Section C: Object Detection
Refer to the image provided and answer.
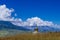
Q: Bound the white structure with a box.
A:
[33,25,38,34]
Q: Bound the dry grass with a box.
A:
[0,32,60,40]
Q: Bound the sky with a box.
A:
[0,0,60,25]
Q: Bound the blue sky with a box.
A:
[0,0,60,24]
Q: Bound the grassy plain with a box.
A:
[0,32,60,40]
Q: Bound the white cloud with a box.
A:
[0,4,13,21]
[0,4,21,21]
[14,13,17,17]
[0,4,59,27]
[26,17,54,26]
[12,17,54,27]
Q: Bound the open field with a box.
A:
[0,32,60,40]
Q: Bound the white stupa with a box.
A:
[33,25,38,34]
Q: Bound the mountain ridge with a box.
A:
[0,21,31,31]
[0,21,60,32]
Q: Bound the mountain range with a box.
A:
[0,21,60,37]
[0,21,31,31]
[0,21,60,32]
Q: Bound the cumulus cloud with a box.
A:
[0,4,21,21]
[0,4,13,21]
[0,4,59,27]
[26,17,54,26]
[14,13,17,16]
[12,17,54,27]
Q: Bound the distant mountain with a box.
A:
[0,21,31,31]
[27,25,60,32]
[0,21,60,33]
[0,21,60,37]
[0,21,33,37]
[38,26,60,32]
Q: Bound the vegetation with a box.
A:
[0,32,60,40]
